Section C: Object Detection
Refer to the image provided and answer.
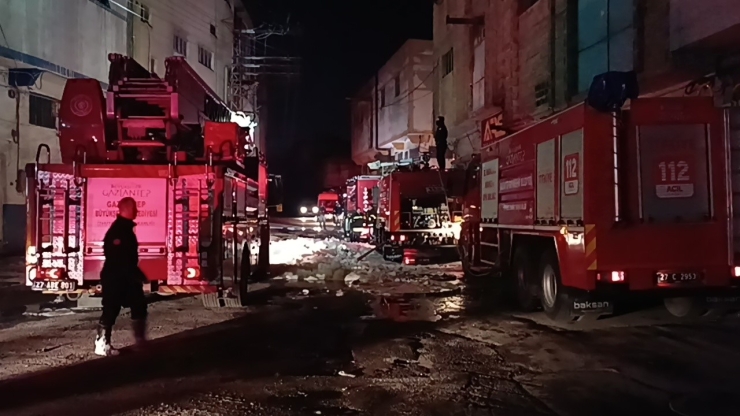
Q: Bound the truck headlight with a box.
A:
[300,206,308,214]
[312,206,319,214]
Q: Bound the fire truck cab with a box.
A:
[342,175,380,242]
[376,163,465,264]
[25,54,279,308]
[460,96,740,321]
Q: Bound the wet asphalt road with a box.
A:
[0,280,739,416]
[2,222,740,416]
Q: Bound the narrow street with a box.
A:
[0,219,738,416]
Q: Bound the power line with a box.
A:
[382,61,438,108]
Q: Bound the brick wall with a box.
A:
[437,0,740,148]
[434,0,473,129]
[518,0,552,120]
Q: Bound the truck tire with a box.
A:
[664,297,707,318]
[512,249,539,311]
[539,249,571,322]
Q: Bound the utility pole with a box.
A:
[228,7,300,154]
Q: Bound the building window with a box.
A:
[577,0,634,93]
[224,66,232,98]
[150,58,157,74]
[442,48,454,78]
[29,93,57,129]
[210,24,217,37]
[519,0,540,14]
[394,75,401,97]
[174,34,188,56]
[472,39,485,111]
[379,87,386,108]
[139,3,150,23]
[198,46,214,70]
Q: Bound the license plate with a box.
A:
[657,272,702,284]
[31,280,77,292]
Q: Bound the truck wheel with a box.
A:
[664,297,707,318]
[512,249,539,312]
[539,249,571,322]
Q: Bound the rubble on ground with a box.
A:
[270,237,462,296]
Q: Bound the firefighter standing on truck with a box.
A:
[94,197,148,356]
[434,116,449,171]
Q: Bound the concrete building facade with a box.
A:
[434,0,740,165]
[0,0,245,253]
[351,39,435,167]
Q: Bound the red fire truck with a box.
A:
[25,54,281,308]
[342,175,380,241]
[458,96,740,321]
[377,167,465,264]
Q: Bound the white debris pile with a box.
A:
[271,237,373,284]
[270,237,462,295]
[351,250,463,295]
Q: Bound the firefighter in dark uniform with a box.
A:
[434,116,449,171]
[94,197,148,356]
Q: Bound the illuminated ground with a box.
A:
[0,231,738,416]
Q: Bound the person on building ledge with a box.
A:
[434,116,449,171]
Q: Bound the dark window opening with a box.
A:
[442,48,454,77]
[394,75,401,97]
[519,0,540,14]
[29,93,57,129]
[210,24,217,37]
[140,3,150,23]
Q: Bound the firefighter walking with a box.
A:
[317,205,327,230]
[95,197,148,356]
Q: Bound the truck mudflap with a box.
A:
[383,245,457,265]
[567,287,740,318]
[157,285,219,295]
[383,246,404,262]
[704,294,740,308]
[569,296,615,317]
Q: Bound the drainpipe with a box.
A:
[374,70,383,151]
[549,0,557,110]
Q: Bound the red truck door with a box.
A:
[591,97,732,290]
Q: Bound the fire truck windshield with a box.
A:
[400,196,450,229]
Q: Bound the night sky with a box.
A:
[245,0,433,209]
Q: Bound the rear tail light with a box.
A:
[733,267,740,278]
[40,268,67,280]
[184,267,201,279]
[597,271,625,283]
[26,246,38,265]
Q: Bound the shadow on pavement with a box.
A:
[0,290,442,416]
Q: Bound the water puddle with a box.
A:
[265,390,361,415]
[367,293,465,322]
